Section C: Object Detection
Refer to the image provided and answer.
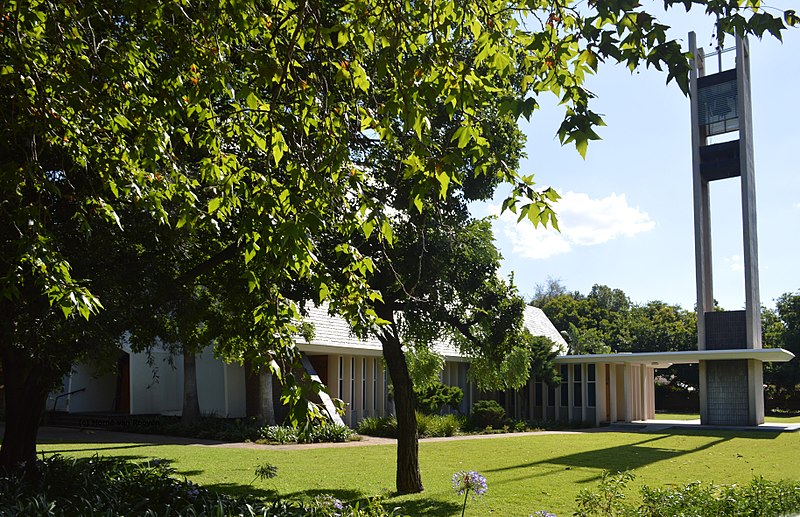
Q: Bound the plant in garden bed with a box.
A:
[575,471,800,517]
[452,470,488,517]
[467,400,507,430]
[358,413,465,438]
[257,423,356,444]
[258,425,300,444]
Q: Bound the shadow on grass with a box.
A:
[177,469,205,476]
[38,443,160,454]
[389,498,462,516]
[483,431,746,485]
[656,428,782,439]
[205,482,279,499]
[276,488,366,501]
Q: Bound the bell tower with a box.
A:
[689,31,763,425]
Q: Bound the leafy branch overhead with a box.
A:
[2,0,793,323]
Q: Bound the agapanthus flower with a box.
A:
[452,470,488,498]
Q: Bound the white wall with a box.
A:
[223,363,246,418]
[129,349,181,415]
[65,363,117,413]
[195,347,226,416]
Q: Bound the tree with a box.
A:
[531,277,570,307]
[1,0,792,476]
[361,219,559,493]
[621,301,696,354]
[540,291,619,347]
[763,292,800,404]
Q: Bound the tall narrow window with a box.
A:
[338,356,343,398]
[373,358,378,411]
[534,378,543,407]
[573,365,582,407]
[362,358,367,412]
[350,357,356,415]
[560,365,569,407]
[587,364,596,408]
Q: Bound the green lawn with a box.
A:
[38,429,800,516]
[653,412,700,420]
[653,412,800,423]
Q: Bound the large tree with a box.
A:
[1,0,793,475]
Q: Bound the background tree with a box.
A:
[763,292,800,408]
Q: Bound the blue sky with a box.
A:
[471,5,799,310]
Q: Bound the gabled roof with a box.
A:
[524,306,568,353]
[297,304,568,359]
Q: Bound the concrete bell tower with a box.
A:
[689,31,764,426]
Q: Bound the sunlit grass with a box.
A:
[653,412,800,423]
[38,429,800,516]
[653,412,700,420]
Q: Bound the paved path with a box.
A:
[18,424,608,451]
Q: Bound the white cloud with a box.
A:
[793,202,800,210]
[725,254,745,272]
[489,191,655,260]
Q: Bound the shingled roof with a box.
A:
[297,304,568,358]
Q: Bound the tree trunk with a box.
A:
[376,304,423,494]
[0,347,52,476]
[257,367,276,426]
[181,348,201,426]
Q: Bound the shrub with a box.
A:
[357,416,398,438]
[302,422,356,443]
[467,400,506,430]
[415,383,464,415]
[357,413,464,438]
[424,413,464,437]
[258,425,299,444]
[575,471,800,517]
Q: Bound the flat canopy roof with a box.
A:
[555,348,795,368]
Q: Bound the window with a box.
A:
[573,365,582,407]
[560,365,569,407]
[534,378,543,407]
[350,357,355,402]
[338,356,343,397]
[373,358,378,411]
[587,364,596,408]
[362,358,367,412]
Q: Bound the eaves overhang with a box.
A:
[554,348,795,368]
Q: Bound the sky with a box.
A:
[470,3,800,311]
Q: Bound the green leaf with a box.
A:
[362,219,375,238]
[576,138,588,159]
[436,170,450,198]
[380,218,394,245]
[413,196,423,213]
[113,114,132,130]
[208,197,222,214]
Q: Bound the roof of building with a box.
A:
[554,348,795,366]
[297,304,568,358]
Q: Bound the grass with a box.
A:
[653,412,700,420]
[653,412,800,423]
[37,429,800,516]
